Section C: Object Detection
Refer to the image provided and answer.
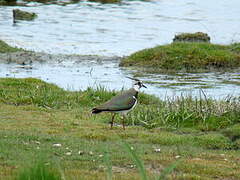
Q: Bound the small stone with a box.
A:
[130,147,134,150]
[53,143,62,147]
[65,152,72,156]
[89,151,94,156]
[154,148,161,153]
[34,141,41,145]
[224,158,228,161]
[98,165,105,170]
[78,151,84,155]
[36,146,40,150]
[66,147,69,150]
[99,154,103,158]
[23,141,29,145]
[175,155,181,159]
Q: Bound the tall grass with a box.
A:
[122,141,148,180]
[129,93,240,131]
[14,141,177,180]
[102,140,178,180]
[16,161,61,180]
[103,148,113,180]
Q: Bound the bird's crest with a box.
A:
[126,76,147,88]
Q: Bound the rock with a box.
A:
[13,9,37,22]
[154,148,161,153]
[65,152,72,156]
[52,143,62,147]
[175,155,181,159]
[78,151,84,155]
[173,32,210,43]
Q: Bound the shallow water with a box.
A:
[1,0,240,56]
[1,60,239,99]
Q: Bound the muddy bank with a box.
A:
[0,51,122,65]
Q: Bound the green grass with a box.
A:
[16,161,61,180]
[0,40,23,53]
[120,42,240,71]
[0,78,240,179]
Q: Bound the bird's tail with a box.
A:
[91,108,102,114]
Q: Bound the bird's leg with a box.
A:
[121,115,126,130]
[110,113,116,129]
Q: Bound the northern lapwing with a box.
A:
[91,77,146,130]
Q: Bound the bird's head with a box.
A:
[127,77,147,91]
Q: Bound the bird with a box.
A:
[91,77,147,130]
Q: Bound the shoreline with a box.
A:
[0,51,123,65]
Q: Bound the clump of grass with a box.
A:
[221,124,240,149]
[221,124,240,141]
[173,32,210,43]
[0,40,23,53]
[122,141,148,180]
[120,140,178,180]
[16,161,61,180]
[127,95,240,131]
[193,133,232,149]
[120,42,240,71]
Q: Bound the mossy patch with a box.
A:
[120,42,240,72]
[173,32,210,43]
[0,40,23,53]
[13,9,37,22]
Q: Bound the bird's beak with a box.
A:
[142,84,147,88]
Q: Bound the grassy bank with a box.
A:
[120,42,240,72]
[0,78,240,179]
[0,40,23,53]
